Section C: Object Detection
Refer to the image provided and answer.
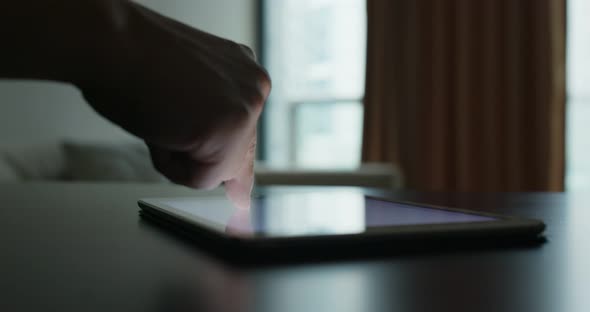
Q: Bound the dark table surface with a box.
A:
[0,182,588,312]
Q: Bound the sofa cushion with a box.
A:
[0,154,20,182]
[0,143,65,181]
[62,141,166,183]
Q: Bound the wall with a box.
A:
[0,0,258,147]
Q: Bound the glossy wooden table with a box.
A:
[0,183,587,312]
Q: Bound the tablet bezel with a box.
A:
[137,191,545,246]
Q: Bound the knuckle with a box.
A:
[239,44,257,60]
[226,43,272,108]
[256,67,272,97]
[247,67,272,108]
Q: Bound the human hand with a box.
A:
[78,1,270,209]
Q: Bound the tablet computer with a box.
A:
[138,188,545,263]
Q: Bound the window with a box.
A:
[567,0,590,190]
[261,0,367,169]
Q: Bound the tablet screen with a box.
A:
[149,190,498,238]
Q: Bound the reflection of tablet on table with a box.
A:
[138,188,545,262]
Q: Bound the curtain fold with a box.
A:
[362,0,566,192]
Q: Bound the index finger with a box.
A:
[223,134,257,210]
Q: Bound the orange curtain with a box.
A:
[362,0,566,192]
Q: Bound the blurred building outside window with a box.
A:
[262,0,366,169]
[567,0,590,191]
